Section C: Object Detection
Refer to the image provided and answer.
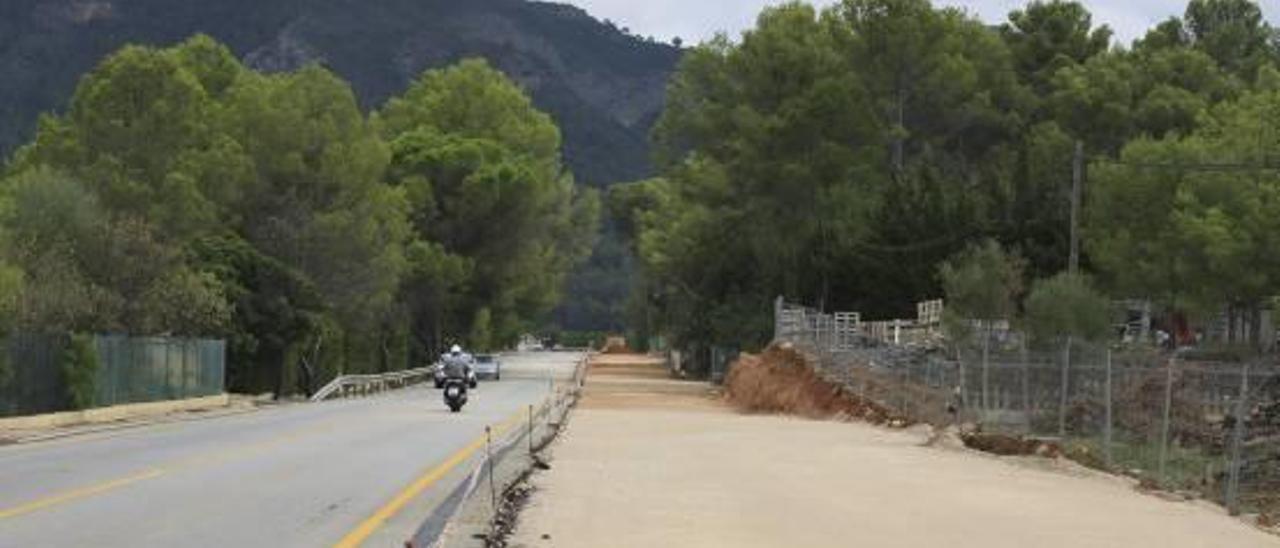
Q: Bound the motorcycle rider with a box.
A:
[442,344,472,381]
[440,344,473,412]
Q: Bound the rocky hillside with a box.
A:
[0,0,680,185]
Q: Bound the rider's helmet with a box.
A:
[450,344,462,356]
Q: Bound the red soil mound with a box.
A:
[725,342,900,425]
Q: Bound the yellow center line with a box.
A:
[0,402,531,533]
[0,418,339,521]
[0,468,166,520]
[334,410,527,548]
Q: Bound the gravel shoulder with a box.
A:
[510,354,1279,548]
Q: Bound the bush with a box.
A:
[939,240,1024,342]
[61,334,99,410]
[1024,272,1110,346]
[552,330,608,349]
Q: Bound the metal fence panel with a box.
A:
[94,335,225,407]
[0,333,225,418]
[0,333,67,417]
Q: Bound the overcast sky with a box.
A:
[564,0,1280,46]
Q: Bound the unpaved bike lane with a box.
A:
[510,354,1278,548]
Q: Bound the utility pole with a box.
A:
[1070,140,1083,275]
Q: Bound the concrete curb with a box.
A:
[0,394,231,432]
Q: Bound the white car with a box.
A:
[473,354,501,380]
[433,356,478,389]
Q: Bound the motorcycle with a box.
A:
[442,377,469,412]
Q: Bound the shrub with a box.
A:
[61,334,99,410]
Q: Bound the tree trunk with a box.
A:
[300,335,322,398]
[893,93,905,173]
[380,333,392,373]
[269,345,286,401]
[1248,302,1263,354]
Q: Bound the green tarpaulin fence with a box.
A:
[0,333,225,418]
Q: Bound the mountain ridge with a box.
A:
[0,0,681,185]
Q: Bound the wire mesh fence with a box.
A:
[774,298,1280,517]
[0,332,226,418]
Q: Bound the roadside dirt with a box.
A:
[724,342,903,425]
[508,352,1279,548]
[577,354,725,412]
[0,395,265,445]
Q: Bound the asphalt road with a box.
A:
[0,351,583,547]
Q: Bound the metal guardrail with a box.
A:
[309,367,435,402]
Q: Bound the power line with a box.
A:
[1092,158,1280,172]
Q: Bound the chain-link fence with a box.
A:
[0,333,226,418]
[774,298,1280,516]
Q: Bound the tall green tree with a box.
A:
[2,34,592,394]
[643,3,887,350]
[832,0,1031,314]
[1048,52,1138,152]
[634,0,1076,351]
[1001,1,1112,96]
[223,65,409,371]
[1050,44,1236,152]
[13,37,250,241]
[1184,0,1277,79]
[190,235,326,394]
[382,60,598,356]
[835,0,1028,173]
[1089,87,1280,344]
[4,36,413,391]
[0,168,229,335]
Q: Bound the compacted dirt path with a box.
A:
[509,353,1279,548]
